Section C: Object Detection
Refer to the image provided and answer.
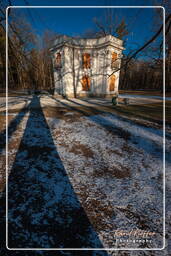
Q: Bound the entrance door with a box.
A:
[81,75,90,91]
[109,75,116,91]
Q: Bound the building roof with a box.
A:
[50,34,124,52]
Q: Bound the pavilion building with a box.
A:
[50,34,124,98]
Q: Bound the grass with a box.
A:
[119,89,171,97]
[113,102,171,125]
[0,92,29,97]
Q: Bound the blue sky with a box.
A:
[8,0,164,57]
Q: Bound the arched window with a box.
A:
[81,75,91,91]
[82,53,91,69]
[109,74,116,91]
[55,53,62,68]
[111,52,118,68]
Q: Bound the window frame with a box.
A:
[82,53,91,69]
[55,52,62,69]
[111,52,119,69]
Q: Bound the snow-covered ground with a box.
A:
[46,111,168,249]
[0,95,170,254]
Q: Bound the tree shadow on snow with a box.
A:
[1,95,107,251]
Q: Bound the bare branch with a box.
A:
[93,18,107,36]
[108,13,171,77]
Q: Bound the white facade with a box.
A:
[50,35,124,98]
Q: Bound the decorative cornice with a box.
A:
[50,35,125,52]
